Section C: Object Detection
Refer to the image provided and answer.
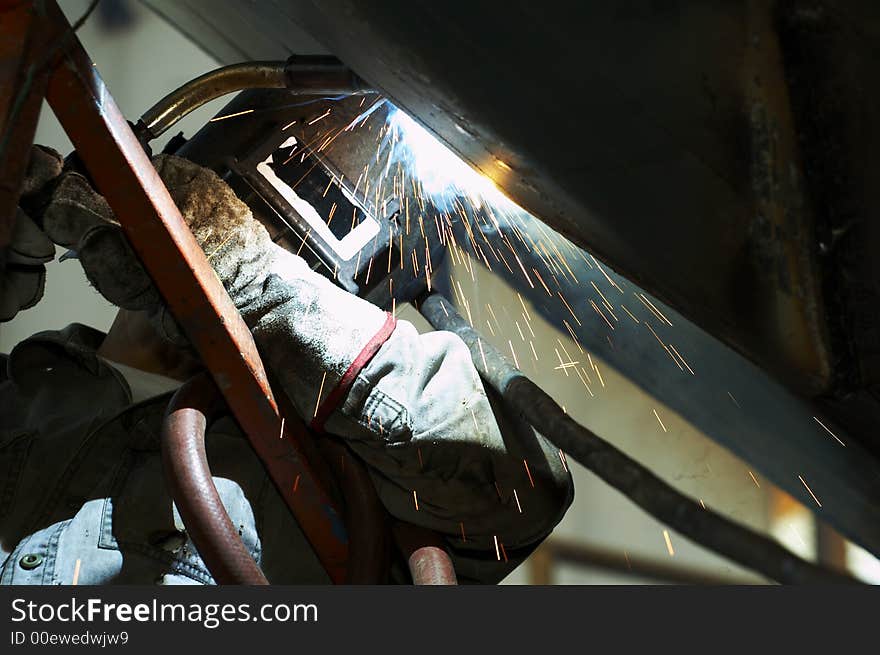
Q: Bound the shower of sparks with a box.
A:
[275,98,767,545]
[813,416,846,447]
[798,475,822,508]
[652,408,668,433]
[72,559,81,585]
[209,108,255,122]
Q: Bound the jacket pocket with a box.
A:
[339,374,413,443]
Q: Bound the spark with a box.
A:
[589,299,615,331]
[557,292,582,326]
[494,535,501,561]
[590,255,623,292]
[72,559,81,585]
[413,490,419,511]
[281,119,298,130]
[557,450,569,472]
[748,470,761,488]
[635,292,670,326]
[645,322,681,370]
[513,489,523,513]
[508,340,521,369]
[307,108,332,125]
[209,108,255,122]
[798,475,822,508]
[460,522,467,542]
[593,362,605,388]
[813,416,846,447]
[699,499,706,510]
[663,530,675,556]
[314,371,327,418]
[532,268,552,295]
[727,391,741,408]
[620,303,640,324]
[554,349,570,377]
[517,292,531,321]
[523,459,535,487]
[477,338,489,372]
[279,417,285,439]
[590,281,614,309]
[522,313,536,338]
[652,408,668,432]
[668,344,695,375]
[639,293,673,326]
[293,474,300,492]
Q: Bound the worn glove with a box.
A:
[41,153,388,411]
[40,153,573,581]
[1,146,63,322]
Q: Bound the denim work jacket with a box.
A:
[0,319,573,585]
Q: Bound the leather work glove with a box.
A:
[1,146,63,322]
[40,153,573,581]
[41,154,390,409]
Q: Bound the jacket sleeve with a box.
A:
[239,244,574,582]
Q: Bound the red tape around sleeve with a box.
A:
[310,311,397,433]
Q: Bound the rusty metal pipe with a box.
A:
[161,373,269,585]
[393,522,457,585]
[139,56,372,141]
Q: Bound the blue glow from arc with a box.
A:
[385,106,515,212]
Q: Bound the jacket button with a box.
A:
[19,553,43,570]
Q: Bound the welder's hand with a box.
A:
[1,146,63,322]
[41,154,274,342]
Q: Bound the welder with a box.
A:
[0,145,573,584]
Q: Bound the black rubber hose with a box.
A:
[418,293,857,584]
